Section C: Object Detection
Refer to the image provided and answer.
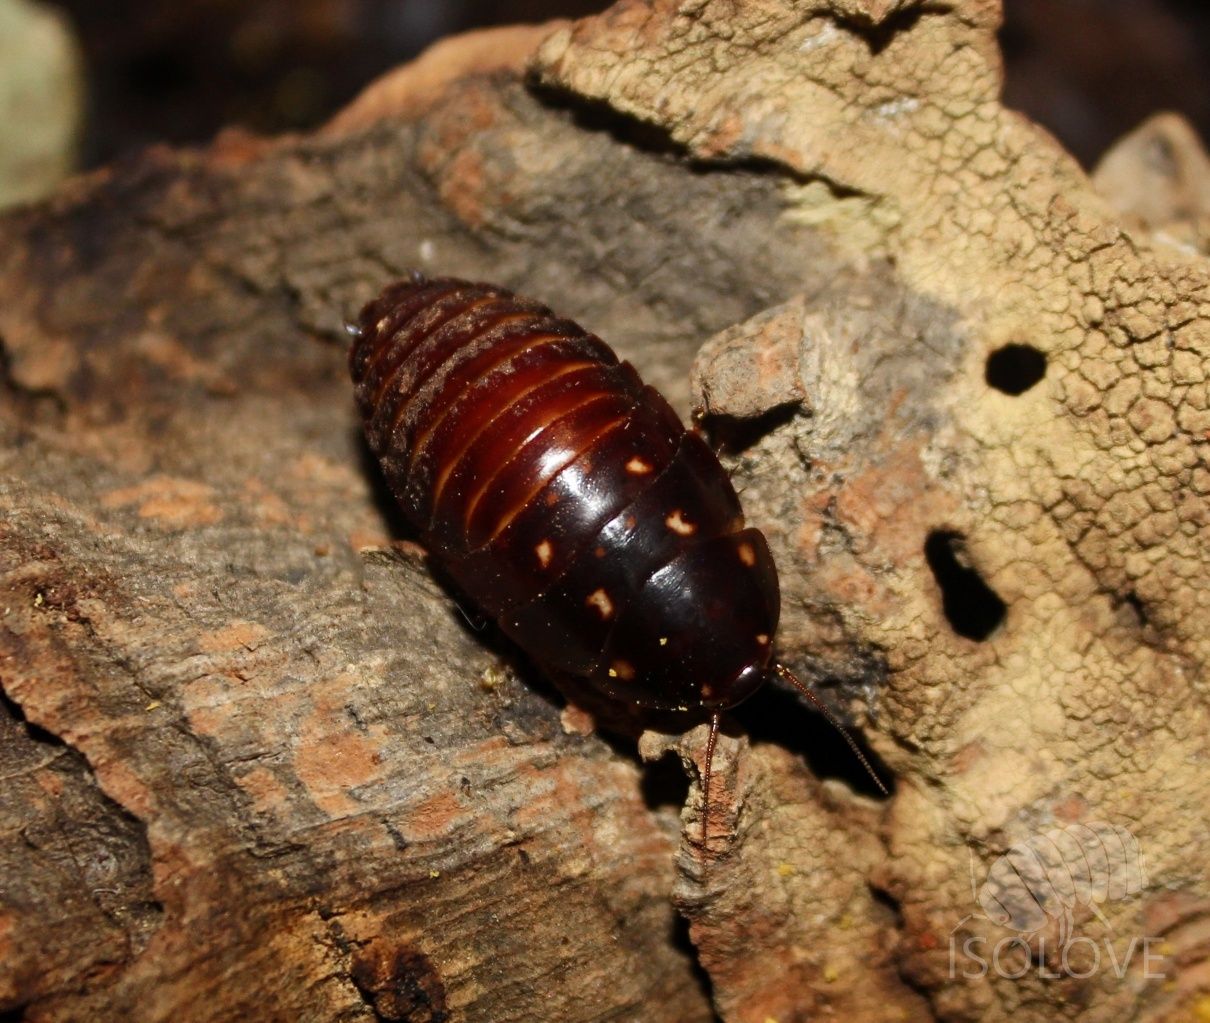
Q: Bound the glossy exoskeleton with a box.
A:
[349,274,882,838]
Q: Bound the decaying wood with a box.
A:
[2,3,1209,1022]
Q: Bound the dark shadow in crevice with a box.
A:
[0,332,13,392]
[0,1005,29,1022]
[0,685,63,748]
[985,343,1047,395]
[684,152,870,195]
[353,429,421,546]
[0,332,67,420]
[868,883,905,927]
[671,912,723,1023]
[527,79,873,196]
[867,881,939,1004]
[1116,589,1149,629]
[640,750,691,815]
[697,403,801,455]
[525,81,685,160]
[828,2,954,56]
[734,675,895,800]
[924,530,1006,641]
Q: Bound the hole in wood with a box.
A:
[985,343,1047,395]
[924,530,1007,641]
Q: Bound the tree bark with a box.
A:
[2,3,1209,1022]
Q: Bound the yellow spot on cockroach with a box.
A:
[608,660,635,681]
[756,633,769,646]
[428,869,441,879]
[586,588,614,619]
[659,636,668,646]
[145,700,161,712]
[738,542,756,566]
[33,592,44,608]
[776,862,795,878]
[665,509,695,536]
[626,456,652,475]
[535,539,553,568]
[376,316,391,333]
[823,964,839,984]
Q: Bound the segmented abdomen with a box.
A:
[350,276,779,711]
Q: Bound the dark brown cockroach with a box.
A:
[348,273,884,841]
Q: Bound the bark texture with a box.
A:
[2,3,1209,1022]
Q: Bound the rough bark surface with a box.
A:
[2,4,1209,1023]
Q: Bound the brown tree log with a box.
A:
[3,3,1209,1022]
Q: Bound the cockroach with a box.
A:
[348,272,885,841]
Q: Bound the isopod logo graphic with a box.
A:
[973,821,1148,944]
[950,821,1166,981]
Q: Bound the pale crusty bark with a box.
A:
[1093,111,1210,259]
[536,3,1210,1021]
